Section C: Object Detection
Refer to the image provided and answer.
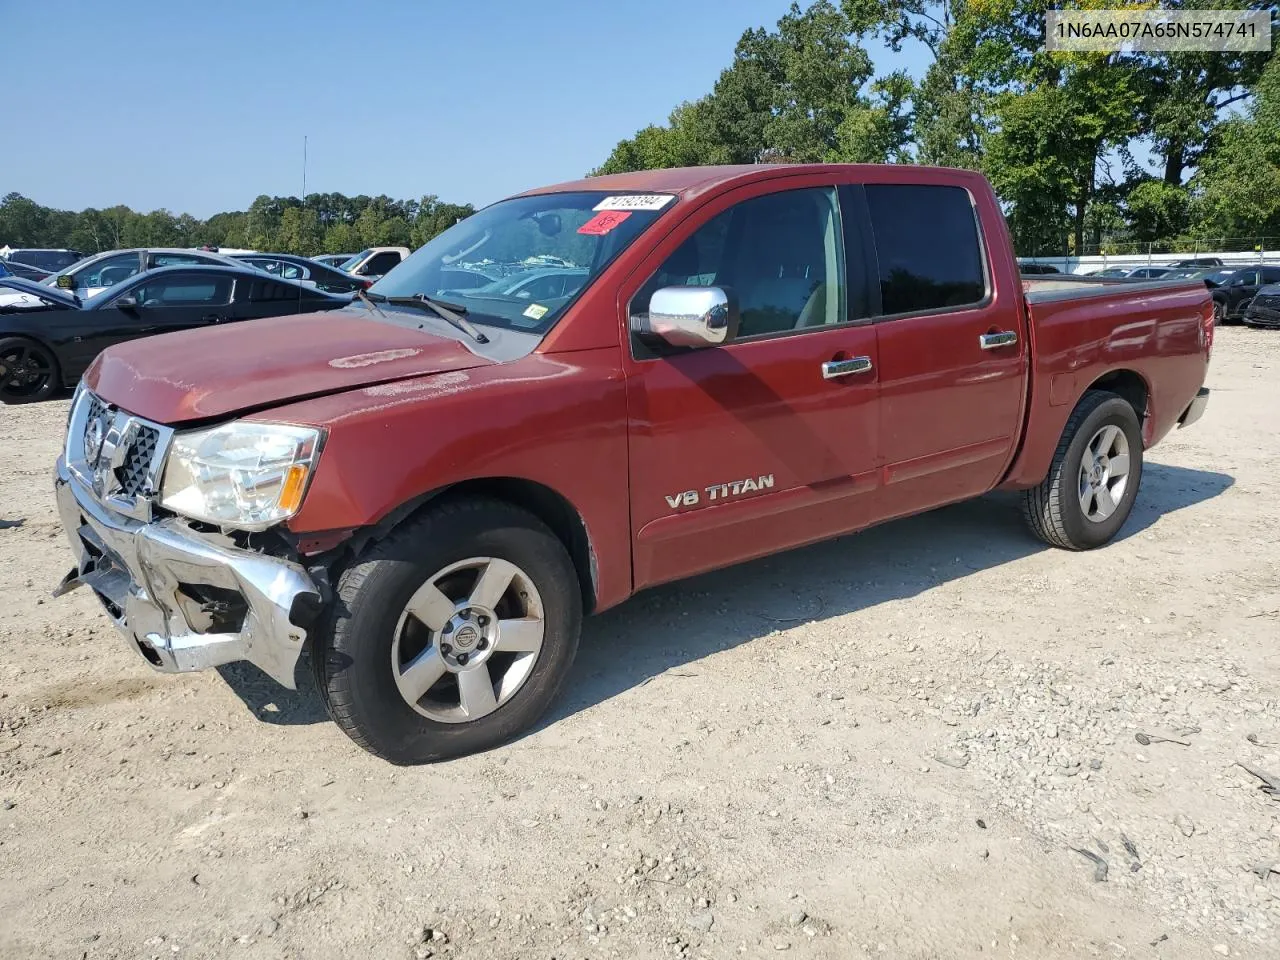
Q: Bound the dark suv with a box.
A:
[1212,265,1280,322]
[6,249,83,272]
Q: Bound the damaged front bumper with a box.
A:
[53,457,321,688]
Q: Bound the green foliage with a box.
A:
[593,1,914,174]
[594,0,1278,252]
[0,191,477,257]
[1190,54,1280,239]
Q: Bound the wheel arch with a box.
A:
[332,476,599,615]
[1085,368,1150,425]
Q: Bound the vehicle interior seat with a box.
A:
[726,192,832,337]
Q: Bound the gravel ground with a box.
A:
[1,327,1277,960]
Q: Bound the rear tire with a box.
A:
[1021,390,1144,550]
[0,337,59,404]
[312,498,582,764]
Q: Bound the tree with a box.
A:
[594,1,909,173]
[1191,54,1280,241]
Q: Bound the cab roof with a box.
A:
[518,163,982,204]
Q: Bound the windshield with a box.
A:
[369,191,674,333]
[339,249,372,272]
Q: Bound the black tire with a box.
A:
[312,498,582,764]
[1021,390,1144,550]
[0,336,60,404]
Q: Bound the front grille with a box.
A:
[70,388,170,502]
[118,425,159,496]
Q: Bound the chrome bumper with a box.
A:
[53,457,320,688]
[1178,387,1210,429]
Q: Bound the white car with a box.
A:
[0,248,245,307]
[338,247,410,280]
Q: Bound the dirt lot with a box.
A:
[1,328,1277,960]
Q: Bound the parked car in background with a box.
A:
[1125,266,1177,280]
[1210,265,1280,323]
[1170,257,1223,268]
[0,247,250,308]
[52,163,1214,762]
[1017,262,1061,274]
[1089,267,1133,278]
[339,246,410,280]
[312,253,356,269]
[1,258,52,281]
[1244,283,1280,328]
[0,265,350,403]
[233,253,372,294]
[3,248,83,272]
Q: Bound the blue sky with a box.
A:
[2,0,931,217]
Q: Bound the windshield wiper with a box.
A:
[353,287,385,316]
[370,291,490,344]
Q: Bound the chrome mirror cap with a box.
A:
[642,286,739,349]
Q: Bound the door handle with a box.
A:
[821,356,873,379]
[979,331,1018,350]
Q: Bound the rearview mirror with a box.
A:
[115,295,139,310]
[55,274,74,290]
[638,286,739,349]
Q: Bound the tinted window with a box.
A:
[132,275,232,306]
[363,251,402,276]
[1261,267,1280,283]
[12,250,81,271]
[866,184,985,315]
[631,187,847,339]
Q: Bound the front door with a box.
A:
[857,179,1028,520]
[623,181,881,589]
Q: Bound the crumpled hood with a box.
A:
[85,307,494,423]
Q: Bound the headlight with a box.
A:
[160,421,323,530]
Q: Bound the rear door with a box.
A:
[622,178,882,588]
[118,271,235,337]
[860,179,1028,519]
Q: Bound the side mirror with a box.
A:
[55,274,75,290]
[115,295,139,310]
[638,286,739,349]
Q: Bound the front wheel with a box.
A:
[312,498,582,764]
[1021,390,1144,550]
[0,337,60,404]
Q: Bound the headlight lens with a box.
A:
[160,421,322,530]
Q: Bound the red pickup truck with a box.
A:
[53,164,1213,763]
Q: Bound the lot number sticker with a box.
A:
[592,194,675,212]
[577,211,632,235]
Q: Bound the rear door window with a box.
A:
[865,184,986,315]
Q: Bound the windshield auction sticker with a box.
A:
[577,211,632,235]
[593,195,676,212]
[1046,9,1270,52]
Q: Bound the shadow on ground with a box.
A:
[217,462,1232,728]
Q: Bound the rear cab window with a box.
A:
[864,183,987,316]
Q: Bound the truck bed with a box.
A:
[1000,276,1214,489]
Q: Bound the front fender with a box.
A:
[258,350,634,611]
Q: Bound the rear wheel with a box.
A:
[1212,299,1228,324]
[0,337,59,404]
[312,498,582,764]
[1021,390,1144,550]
